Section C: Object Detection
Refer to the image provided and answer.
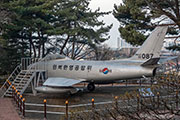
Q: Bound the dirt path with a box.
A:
[0,98,21,120]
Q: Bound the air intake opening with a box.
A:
[153,68,157,77]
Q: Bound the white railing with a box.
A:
[1,54,66,97]
[0,65,21,90]
[23,94,176,117]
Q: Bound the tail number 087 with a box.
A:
[138,53,154,59]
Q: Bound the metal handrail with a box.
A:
[25,57,48,73]
[0,65,21,90]
[2,54,65,91]
[25,103,66,108]
[25,110,65,115]
[16,57,49,94]
[1,56,49,97]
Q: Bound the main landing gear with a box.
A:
[87,82,95,92]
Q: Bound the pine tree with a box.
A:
[113,0,180,46]
[0,0,22,74]
[49,0,112,59]
[4,0,57,58]
[0,0,112,73]
[2,0,111,59]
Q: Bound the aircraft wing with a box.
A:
[43,77,83,87]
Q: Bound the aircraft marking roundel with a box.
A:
[103,68,109,74]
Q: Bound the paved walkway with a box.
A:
[0,98,21,120]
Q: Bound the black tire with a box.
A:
[87,83,95,91]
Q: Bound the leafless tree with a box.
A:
[94,44,114,60]
[70,71,180,120]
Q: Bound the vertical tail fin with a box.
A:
[131,26,168,61]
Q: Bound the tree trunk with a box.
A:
[71,35,76,59]
[37,31,42,58]
[30,42,32,57]
[29,32,36,58]
[21,32,24,57]
[60,35,70,54]
[42,40,45,57]
[21,39,25,57]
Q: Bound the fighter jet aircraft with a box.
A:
[35,26,168,94]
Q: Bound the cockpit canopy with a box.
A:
[42,54,69,61]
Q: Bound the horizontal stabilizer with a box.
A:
[43,77,82,87]
[158,56,178,64]
[141,56,178,66]
[141,58,160,66]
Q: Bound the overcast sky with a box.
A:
[89,0,123,48]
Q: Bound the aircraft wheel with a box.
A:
[87,83,95,91]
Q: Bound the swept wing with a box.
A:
[43,77,83,87]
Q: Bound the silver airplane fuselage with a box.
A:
[47,59,155,84]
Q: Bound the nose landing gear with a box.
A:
[87,82,95,92]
